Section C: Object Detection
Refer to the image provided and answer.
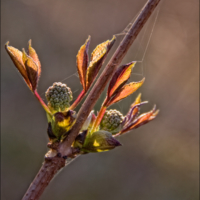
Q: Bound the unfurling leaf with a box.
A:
[108,61,136,97]
[5,42,32,89]
[76,36,90,91]
[82,130,121,153]
[107,78,145,106]
[86,36,116,90]
[121,105,159,133]
[24,57,39,92]
[28,40,41,79]
[81,110,94,131]
[125,93,142,122]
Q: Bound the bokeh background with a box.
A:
[1,0,199,200]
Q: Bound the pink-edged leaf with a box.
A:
[24,57,39,92]
[5,42,32,89]
[86,36,116,90]
[28,40,41,79]
[123,101,148,127]
[107,78,145,106]
[122,105,159,133]
[127,93,142,120]
[76,36,91,91]
[108,61,136,97]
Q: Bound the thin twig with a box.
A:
[22,0,161,199]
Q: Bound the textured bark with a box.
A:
[22,156,65,200]
[22,0,161,199]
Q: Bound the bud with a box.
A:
[51,110,76,140]
[100,109,124,134]
[45,82,73,113]
[81,130,121,153]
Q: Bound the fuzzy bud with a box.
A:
[45,82,73,113]
[100,109,124,134]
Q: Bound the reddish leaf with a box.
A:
[123,101,148,127]
[108,61,136,97]
[76,36,91,91]
[128,93,142,119]
[107,78,145,106]
[122,105,159,133]
[24,57,39,92]
[86,36,116,90]
[5,42,32,89]
[28,40,41,79]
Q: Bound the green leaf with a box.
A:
[82,130,121,153]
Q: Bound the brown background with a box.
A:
[1,0,199,200]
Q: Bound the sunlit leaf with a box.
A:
[5,42,32,89]
[108,61,136,97]
[122,105,159,133]
[107,78,145,106]
[82,130,121,153]
[86,36,116,90]
[123,101,148,127]
[28,40,41,79]
[76,36,90,91]
[24,57,39,92]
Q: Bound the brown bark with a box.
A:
[22,0,161,199]
[22,156,65,200]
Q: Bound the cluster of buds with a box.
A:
[5,36,159,156]
[100,110,124,134]
[45,82,73,113]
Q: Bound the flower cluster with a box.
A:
[100,110,124,134]
[45,82,73,113]
[5,36,159,155]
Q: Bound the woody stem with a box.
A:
[22,1,161,199]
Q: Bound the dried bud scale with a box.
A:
[45,82,73,113]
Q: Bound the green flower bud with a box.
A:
[100,109,124,134]
[80,130,122,153]
[45,82,73,113]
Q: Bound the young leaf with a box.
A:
[82,130,121,153]
[28,40,41,79]
[125,93,142,123]
[76,36,91,91]
[121,105,159,133]
[107,61,136,97]
[107,78,145,106]
[86,36,116,90]
[5,42,32,89]
[24,57,39,92]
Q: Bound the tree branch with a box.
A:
[59,0,161,156]
[22,0,161,199]
[22,156,65,200]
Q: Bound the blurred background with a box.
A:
[1,0,199,200]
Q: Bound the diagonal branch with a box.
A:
[22,0,161,199]
[59,0,161,156]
